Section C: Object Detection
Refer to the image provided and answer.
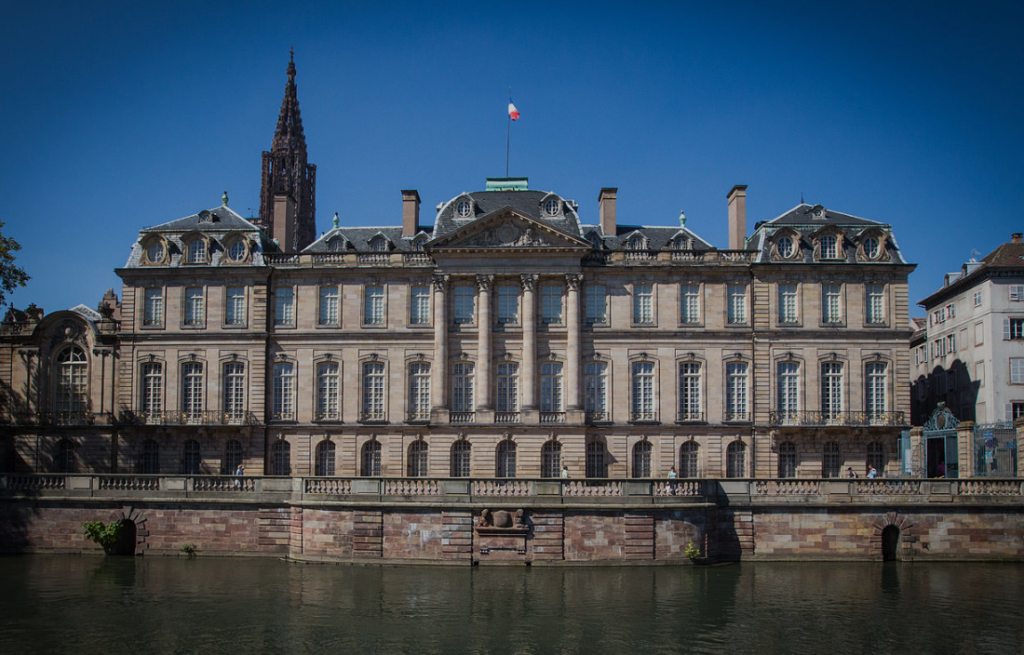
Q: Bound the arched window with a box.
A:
[54,346,88,414]
[182,439,201,474]
[140,439,160,474]
[369,236,389,252]
[450,440,471,477]
[679,441,699,478]
[224,440,243,475]
[408,440,428,477]
[496,440,516,478]
[55,439,76,473]
[726,441,746,478]
[778,441,797,478]
[867,441,886,474]
[632,440,652,478]
[316,440,336,477]
[586,441,607,478]
[271,440,291,476]
[822,441,842,478]
[361,440,381,476]
[541,440,561,478]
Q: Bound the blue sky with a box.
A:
[2,0,1021,315]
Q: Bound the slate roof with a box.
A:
[305,226,433,253]
[432,190,582,240]
[582,224,714,251]
[123,205,269,268]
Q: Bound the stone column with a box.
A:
[956,421,975,479]
[431,275,449,419]
[476,275,493,411]
[566,274,582,412]
[521,274,538,410]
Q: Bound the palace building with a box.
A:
[0,58,915,479]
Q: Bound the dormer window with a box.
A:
[227,239,248,263]
[777,236,795,258]
[198,210,214,224]
[145,240,166,265]
[820,235,839,259]
[186,239,207,264]
[811,205,826,220]
[412,235,427,251]
[455,200,473,218]
[672,236,692,250]
[862,237,879,259]
[543,199,560,217]
[627,236,646,250]
[369,236,389,252]
[328,237,346,253]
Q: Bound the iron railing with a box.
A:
[768,411,907,427]
[120,410,259,426]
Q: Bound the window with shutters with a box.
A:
[1010,285,1024,302]
[1010,358,1024,384]
[1008,318,1024,340]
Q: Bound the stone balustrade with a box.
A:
[4,474,1019,504]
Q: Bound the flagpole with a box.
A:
[505,88,511,177]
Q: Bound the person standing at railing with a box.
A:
[867,466,877,479]
[561,465,569,479]
[234,464,244,489]
[668,466,677,495]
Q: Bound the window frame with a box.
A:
[315,360,341,422]
[184,287,205,328]
[496,284,520,325]
[274,286,295,328]
[409,285,431,326]
[318,285,340,327]
[585,283,608,326]
[363,284,386,327]
[632,283,655,326]
[143,287,165,328]
[821,283,843,325]
[540,285,564,325]
[271,361,295,421]
[865,283,886,325]
[777,283,799,325]
[224,286,246,327]
[360,360,387,422]
[679,283,702,326]
[727,285,747,325]
[725,361,749,422]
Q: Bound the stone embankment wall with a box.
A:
[1,476,1022,563]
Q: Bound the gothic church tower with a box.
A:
[258,51,317,252]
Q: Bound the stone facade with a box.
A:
[0,58,915,481]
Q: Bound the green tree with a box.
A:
[0,219,29,309]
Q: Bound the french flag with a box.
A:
[508,98,520,121]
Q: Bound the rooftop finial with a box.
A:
[678,210,686,228]
[333,212,339,228]
[222,191,229,206]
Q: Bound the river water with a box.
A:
[0,555,1021,654]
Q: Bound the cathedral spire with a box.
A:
[258,52,317,252]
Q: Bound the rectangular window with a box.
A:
[497,285,519,324]
[274,287,294,327]
[945,302,956,319]
[865,362,887,417]
[362,362,385,421]
[776,362,799,416]
[916,345,926,365]
[364,285,385,326]
[946,333,956,353]
[821,362,843,417]
[272,362,294,420]
[633,284,654,324]
[975,321,985,345]
[144,288,164,327]
[726,362,748,421]
[1011,358,1024,384]
[822,283,842,323]
[678,362,701,421]
[316,362,340,421]
[141,362,163,414]
[1010,318,1024,339]
[451,362,474,412]
[866,284,885,324]
[408,362,431,421]
[1011,402,1024,421]
[727,285,747,324]
[453,286,475,325]
[223,362,246,419]
[410,286,430,325]
[820,236,838,259]
[680,284,701,324]
[184,288,204,326]
[631,361,655,421]
[1011,285,1024,302]
[584,362,608,421]
[496,362,520,413]
[541,286,563,324]
[540,362,563,413]
[181,362,204,419]
[225,287,245,326]
[585,284,607,324]
[778,284,798,324]
[974,290,983,307]
[318,286,339,326]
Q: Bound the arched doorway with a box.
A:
[881,525,900,561]
[108,519,137,556]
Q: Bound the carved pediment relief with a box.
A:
[429,210,589,251]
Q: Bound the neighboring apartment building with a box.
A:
[911,233,1024,426]
[0,58,915,479]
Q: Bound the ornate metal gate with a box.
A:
[973,422,1017,477]
[922,404,960,478]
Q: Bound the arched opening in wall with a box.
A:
[361,440,381,477]
[881,525,900,561]
[109,519,138,556]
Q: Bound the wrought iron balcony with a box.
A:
[585,411,610,423]
[359,410,387,423]
[724,412,751,423]
[629,411,657,423]
[405,410,430,423]
[676,411,705,423]
[768,410,907,427]
[36,411,113,427]
[313,410,341,422]
[121,410,260,426]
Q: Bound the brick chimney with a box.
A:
[272,195,297,252]
[402,190,421,237]
[1012,233,1023,244]
[727,185,748,250]
[598,188,617,237]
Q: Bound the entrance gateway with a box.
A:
[922,403,960,478]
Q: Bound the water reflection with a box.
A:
[0,556,1021,654]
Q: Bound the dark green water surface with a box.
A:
[0,555,1021,654]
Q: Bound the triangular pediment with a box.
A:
[426,207,590,251]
